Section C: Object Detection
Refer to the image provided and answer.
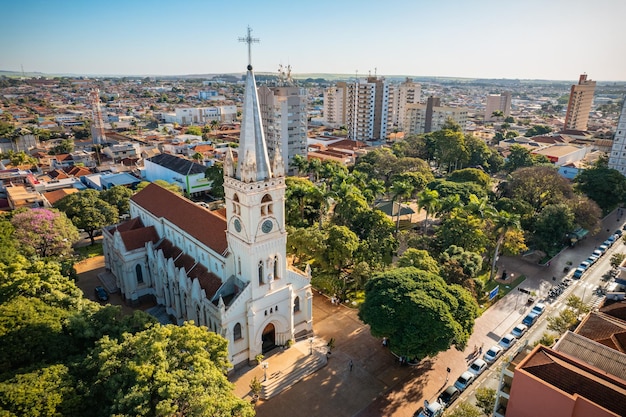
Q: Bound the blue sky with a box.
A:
[2,0,625,80]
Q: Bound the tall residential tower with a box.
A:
[563,74,596,132]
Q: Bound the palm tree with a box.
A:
[391,180,414,234]
[290,154,309,176]
[210,119,219,134]
[192,152,204,164]
[417,189,439,235]
[489,210,521,281]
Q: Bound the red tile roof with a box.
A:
[131,183,228,255]
[44,188,79,205]
[120,226,159,251]
[155,239,223,299]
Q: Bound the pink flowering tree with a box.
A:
[10,208,79,258]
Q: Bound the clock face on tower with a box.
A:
[261,219,273,233]
[234,218,242,232]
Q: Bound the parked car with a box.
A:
[616,229,624,236]
[599,244,609,253]
[593,249,603,258]
[511,323,528,338]
[468,358,488,376]
[454,371,475,392]
[415,400,444,417]
[531,303,546,316]
[483,345,504,364]
[94,286,109,301]
[437,385,460,408]
[573,267,585,279]
[522,312,539,327]
[498,333,517,350]
[580,260,591,270]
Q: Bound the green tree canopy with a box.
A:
[359,267,478,359]
[447,167,491,190]
[136,179,183,195]
[100,185,134,216]
[184,125,202,136]
[397,248,440,274]
[574,165,626,214]
[84,322,254,417]
[54,189,119,245]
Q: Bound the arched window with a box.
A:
[293,296,300,313]
[258,261,264,285]
[238,257,241,275]
[274,255,279,279]
[261,194,273,215]
[136,264,144,284]
[233,323,242,340]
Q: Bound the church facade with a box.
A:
[102,49,313,367]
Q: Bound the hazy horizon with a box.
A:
[3,0,625,82]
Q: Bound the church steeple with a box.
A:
[236,26,272,182]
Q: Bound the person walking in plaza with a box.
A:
[349,360,353,371]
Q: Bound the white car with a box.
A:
[454,371,475,392]
[511,323,528,338]
[531,303,546,316]
[498,333,517,350]
[468,358,488,377]
[484,345,504,364]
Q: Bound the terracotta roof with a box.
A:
[600,300,626,322]
[120,226,159,251]
[65,166,91,177]
[49,169,69,179]
[114,217,144,233]
[155,239,222,299]
[44,188,79,205]
[132,183,228,255]
[520,346,626,416]
[575,311,626,353]
[329,139,367,150]
[193,144,215,153]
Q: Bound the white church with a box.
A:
[102,37,313,367]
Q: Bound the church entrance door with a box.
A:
[261,323,276,353]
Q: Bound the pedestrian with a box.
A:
[479,343,484,354]
[349,359,353,371]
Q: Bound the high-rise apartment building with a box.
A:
[345,76,391,141]
[258,84,308,176]
[404,97,469,135]
[607,97,626,175]
[563,74,596,131]
[484,92,512,122]
[391,77,421,131]
[323,82,348,128]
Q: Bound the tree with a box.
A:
[100,186,134,216]
[285,177,319,227]
[54,189,119,245]
[447,168,491,190]
[565,295,590,316]
[359,268,478,359]
[611,253,626,269]
[534,332,556,347]
[524,124,553,137]
[446,401,482,417]
[10,208,79,258]
[575,165,626,214]
[503,166,574,213]
[84,322,254,417]
[436,209,488,254]
[532,203,575,252]
[417,188,439,236]
[290,154,309,176]
[489,210,523,281]
[136,179,183,195]
[204,162,224,199]
[475,387,496,416]
[504,145,536,172]
[397,248,440,274]
[50,139,75,155]
[440,245,482,280]
[390,180,414,233]
[547,308,578,334]
[185,125,202,136]
[429,127,469,172]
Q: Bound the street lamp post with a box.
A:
[261,361,269,382]
[308,337,314,355]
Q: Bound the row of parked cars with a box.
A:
[573,231,622,279]
[417,303,547,417]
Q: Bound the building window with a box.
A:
[238,257,241,275]
[274,255,279,279]
[258,261,264,285]
[233,323,242,340]
[136,264,144,284]
[293,296,300,313]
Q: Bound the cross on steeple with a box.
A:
[238,26,259,70]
